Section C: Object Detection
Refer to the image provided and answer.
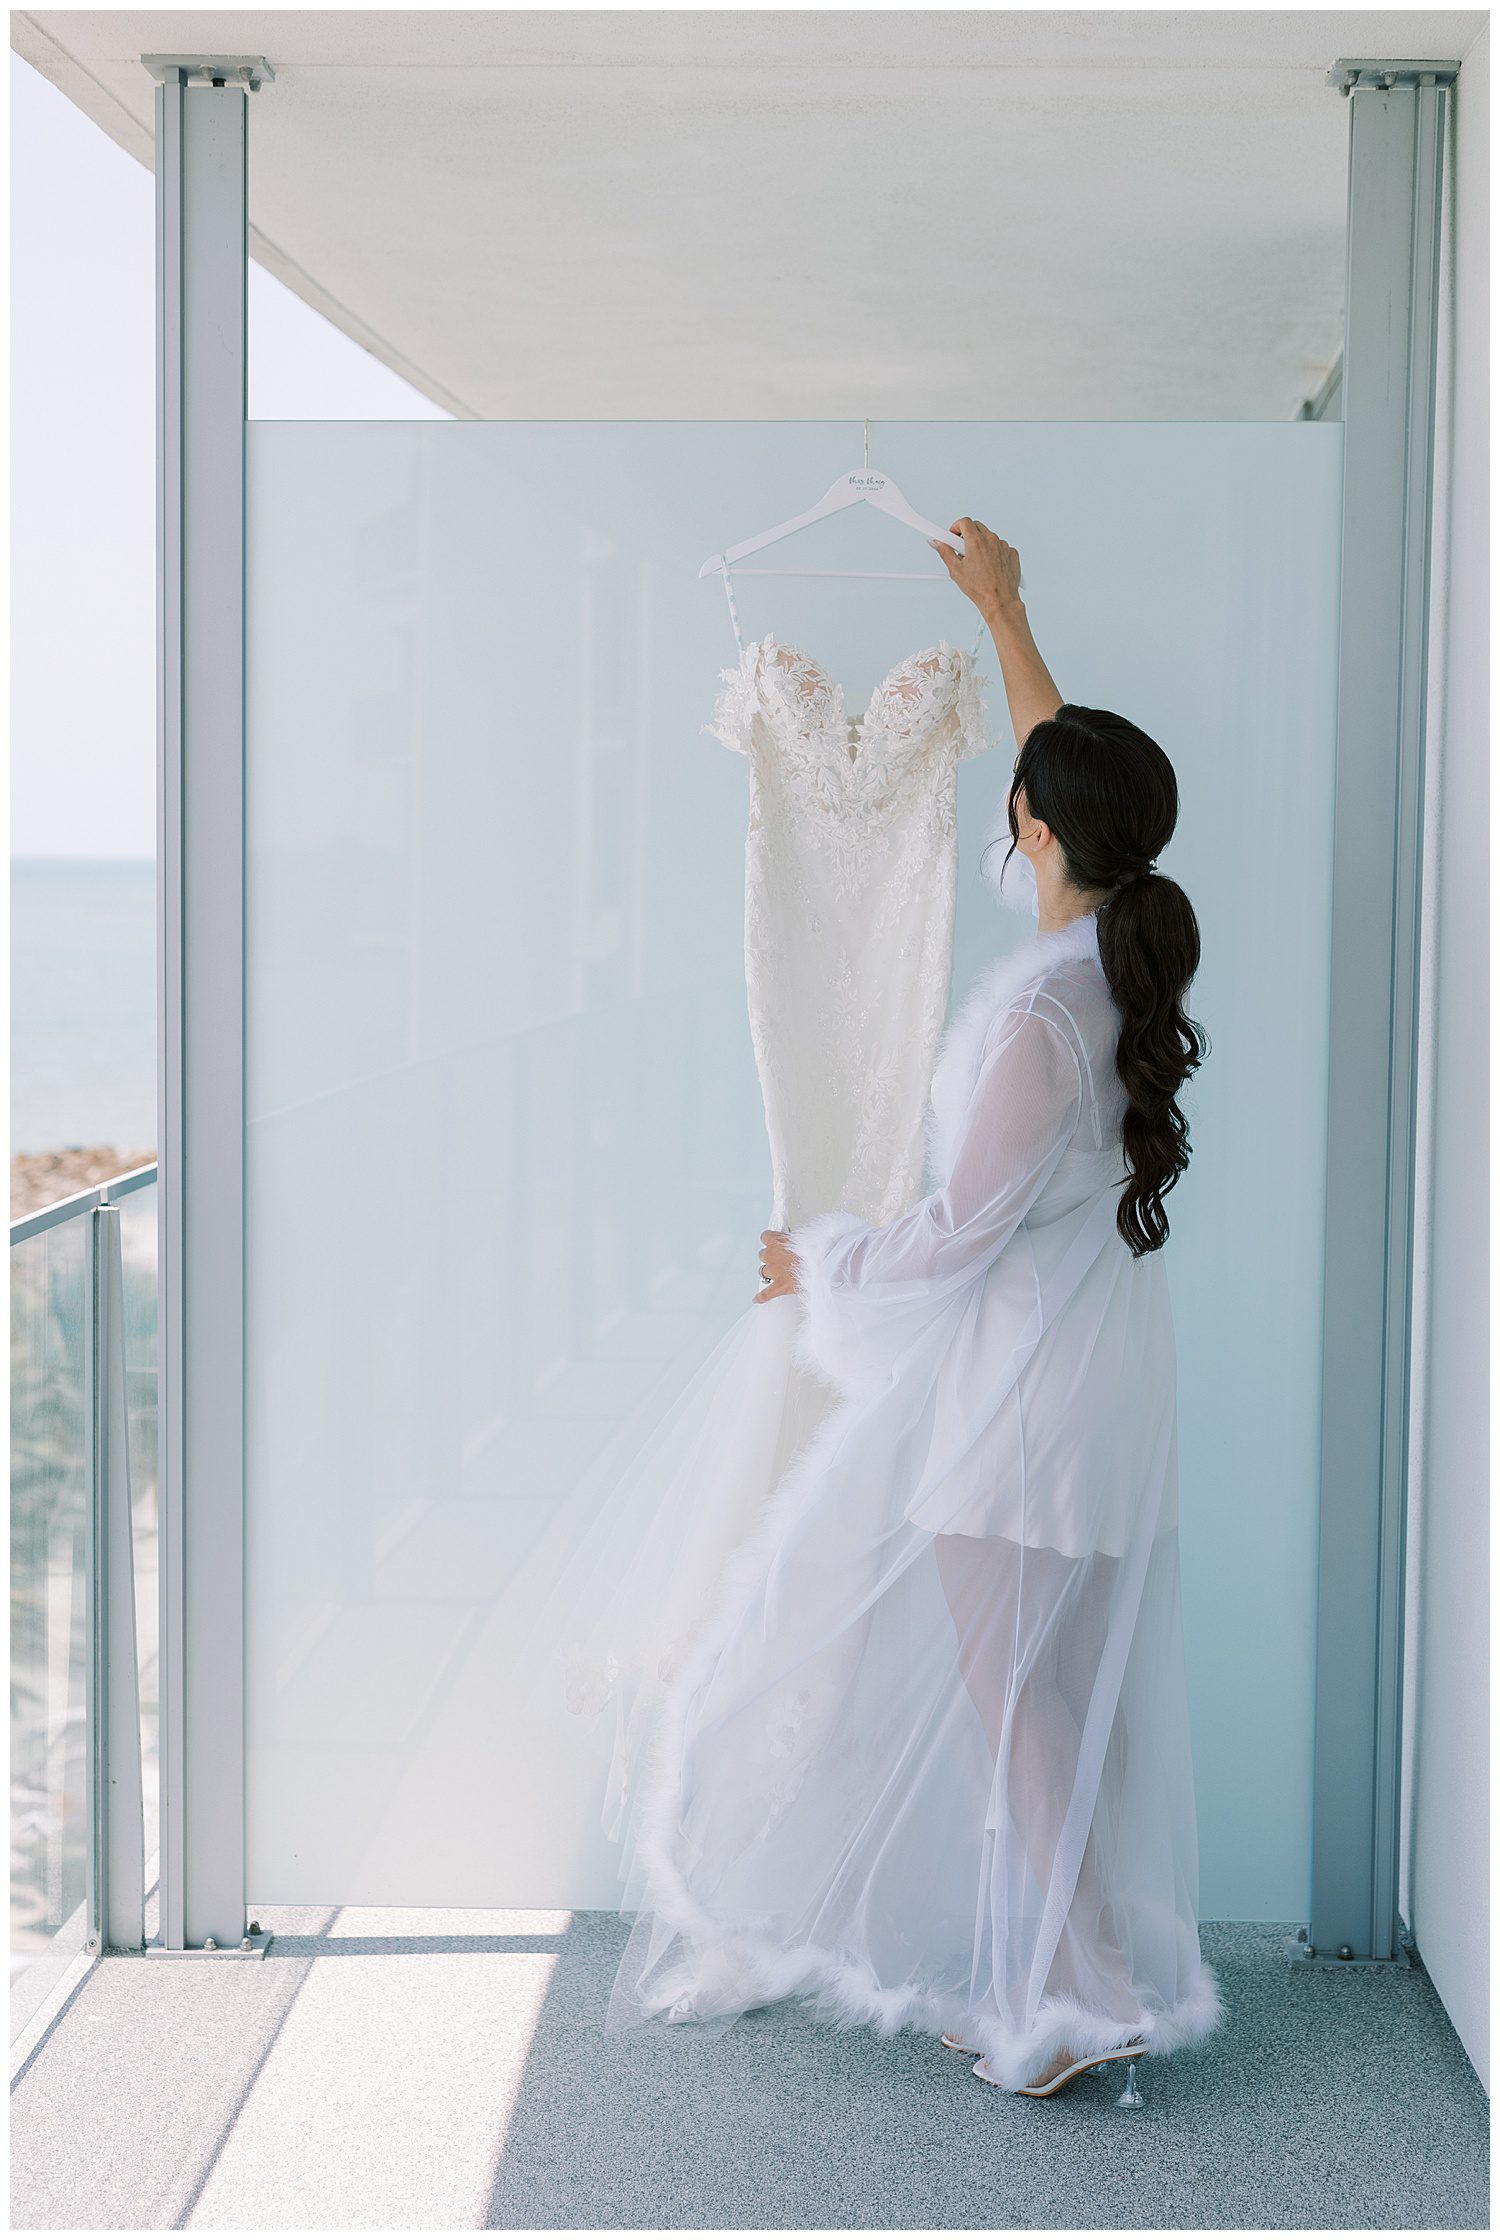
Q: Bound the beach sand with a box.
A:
[11,1144,157,1221]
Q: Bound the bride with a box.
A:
[606,520,1228,2099]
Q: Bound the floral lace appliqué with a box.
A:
[707,635,991,807]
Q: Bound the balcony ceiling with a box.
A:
[12,8,1486,418]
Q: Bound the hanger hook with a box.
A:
[863,417,869,470]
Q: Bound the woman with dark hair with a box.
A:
[608,521,1226,2099]
[951,523,1208,1260]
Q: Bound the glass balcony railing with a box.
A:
[10,1162,156,2042]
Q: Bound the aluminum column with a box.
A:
[1302,58,1458,1970]
[147,54,269,1953]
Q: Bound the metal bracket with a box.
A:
[142,1927,272,1959]
[1327,58,1460,96]
[1284,1925,1417,1970]
[141,54,274,92]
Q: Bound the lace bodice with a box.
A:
[709,636,987,808]
[708,634,991,1230]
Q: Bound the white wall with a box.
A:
[1402,22,1489,2092]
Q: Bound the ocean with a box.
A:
[11,859,158,1157]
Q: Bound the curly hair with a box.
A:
[989,704,1208,1255]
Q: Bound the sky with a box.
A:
[10,53,451,862]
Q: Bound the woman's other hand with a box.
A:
[757,1230,799,1301]
[931,518,1023,621]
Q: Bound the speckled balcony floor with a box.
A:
[9,1913,1489,2232]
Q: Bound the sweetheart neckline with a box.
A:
[742,632,969,733]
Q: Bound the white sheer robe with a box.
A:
[607,910,1225,2088]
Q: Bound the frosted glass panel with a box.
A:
[246,421,1341,1914]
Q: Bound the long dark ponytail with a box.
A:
[994,704,1208,1256]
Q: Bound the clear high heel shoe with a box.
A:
[973,2040,1149,2097]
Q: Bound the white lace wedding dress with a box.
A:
[713,635,993,1233]
[533,633,993,1854]
[607,907,1227,2090]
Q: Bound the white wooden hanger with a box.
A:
[697,422,964,585]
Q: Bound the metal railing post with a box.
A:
[84,1202,146,1954]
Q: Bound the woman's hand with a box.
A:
[931,518,1023,621]
[757,1229,799,1302]
[934,517,1063,746]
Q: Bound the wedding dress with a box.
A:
[532,633,993,1854]
[607,904,1227,2089]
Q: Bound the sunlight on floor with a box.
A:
[186,1908,570,2231]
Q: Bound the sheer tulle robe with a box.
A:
[608,919,1225,2088]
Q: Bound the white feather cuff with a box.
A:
[788,1208,872,1398]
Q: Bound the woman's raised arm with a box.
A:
[932,518,1064,751]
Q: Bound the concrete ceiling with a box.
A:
[13,9,1487,418]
